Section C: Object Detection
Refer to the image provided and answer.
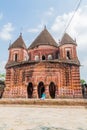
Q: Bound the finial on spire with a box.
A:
[20,32,22,37]
[44,25,46,30]
[20,27,23,36]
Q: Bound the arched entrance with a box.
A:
[82,84,87,98]
[42,55,45,60]
[38,82,45,98]
[27,82,33,98]
[49,82,56,99]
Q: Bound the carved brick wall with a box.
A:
[3,62,82,98]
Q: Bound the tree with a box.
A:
[80,79,86,85]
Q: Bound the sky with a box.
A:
[0,0,87,81]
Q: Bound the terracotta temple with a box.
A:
[3,27,82,98]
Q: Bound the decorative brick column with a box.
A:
[45,85,50,98]
[33,86,37,98]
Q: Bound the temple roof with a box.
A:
[9,33,27,50]
[5,59,80,69]
[28,27,58,49]
[60,33,77,46]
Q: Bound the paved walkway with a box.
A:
[0,105,87,130]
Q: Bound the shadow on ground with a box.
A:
[30,127,69,130]
[29,126,87,130]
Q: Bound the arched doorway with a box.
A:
[27,82,33,98]
[82,84,87,98]
[49,82,56,99]
[38,82,45,98]
[42,55,45,60]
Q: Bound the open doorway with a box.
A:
[42,55,46,60]
[49,82,56,99]
[66,51,71,59]
[38,81,45,98]
[27,82,33,98]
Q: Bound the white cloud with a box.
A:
[0,23,14,41]
[27,7,55,34]
[0,13,3,20]
[27,24,46,34]
[0,61,6,74]
[80,58,87,81]
[40,7,55,27]
[51,5,87,51]
[81,59,87,67]
[51,5,87,80]
[27,28,39,33]
[44,7,54,17]
[51,13,69,32]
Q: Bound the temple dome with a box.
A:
[28,28,58,49]
[9,33,27,50]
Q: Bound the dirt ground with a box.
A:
[0,105,87,130]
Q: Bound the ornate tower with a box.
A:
[59,33,78,60]
[8,33,28,63]
[4,33,28,98]
[59,33,82,97]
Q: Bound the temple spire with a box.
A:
[20,27,23,37]
[20,32,22,37]
[44,25,46,30]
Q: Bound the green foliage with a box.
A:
[0,73,5,81]
[80,79,86,85]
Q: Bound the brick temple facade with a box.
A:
[3,27,82,98]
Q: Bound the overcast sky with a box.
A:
[0,0,87,81]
